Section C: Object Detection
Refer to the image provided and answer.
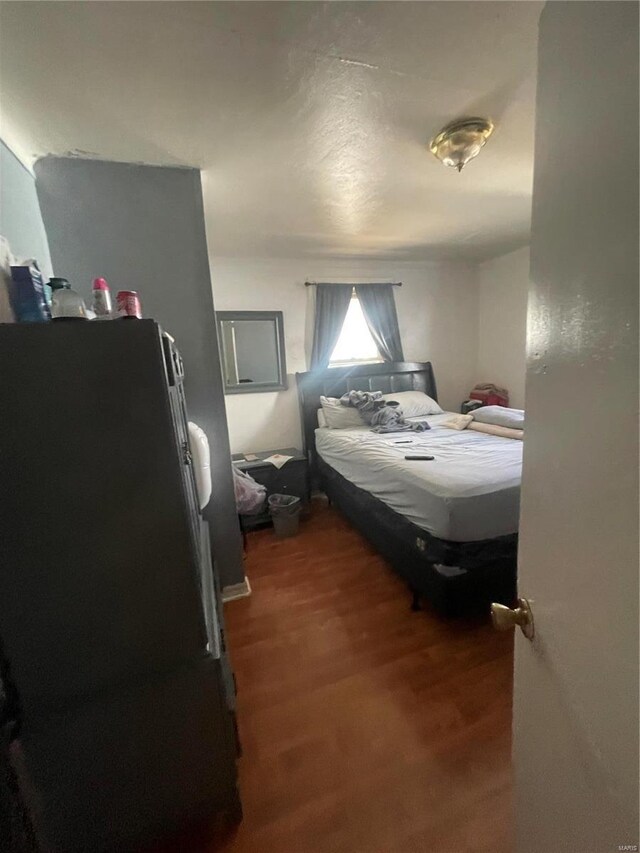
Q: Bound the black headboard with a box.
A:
[295,361,438,475]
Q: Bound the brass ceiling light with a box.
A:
[429,117,494,172]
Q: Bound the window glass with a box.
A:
[329,293,381,365]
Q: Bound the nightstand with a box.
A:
[461,400,485,415]
[232,447,310,531]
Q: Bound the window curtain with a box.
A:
[355,284,404,362]
[310,284,353,369]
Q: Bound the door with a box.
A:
[514,3,639,852]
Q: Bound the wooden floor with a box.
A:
[196,500,513,852]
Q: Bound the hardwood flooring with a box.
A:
[186,499,513,853]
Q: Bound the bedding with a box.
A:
[340,389,430,434]
[468,422,523,441]
[381,390,443,417]
[315,412,522,541]
[319,395,363,429]
[473,405,524,430]
[443,413,474,430]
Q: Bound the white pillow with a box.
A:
[317,408,327,428]
[381,390,443,418]
[319,396,364,429]
[472,405,524,430]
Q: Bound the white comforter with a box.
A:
[315,412,522,542]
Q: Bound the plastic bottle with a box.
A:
[50,278,88,320]
[92,277,112,318]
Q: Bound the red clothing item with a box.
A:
[469,384,509,407]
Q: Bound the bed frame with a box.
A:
[295,362,517,617]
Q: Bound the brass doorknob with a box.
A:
[491,598,534,640]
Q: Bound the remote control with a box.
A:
[405,454,435,461]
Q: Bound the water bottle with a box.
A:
[50,278,88,320]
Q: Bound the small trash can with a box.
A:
[268,494,301,538]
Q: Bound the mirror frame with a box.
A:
[216,310,288,394]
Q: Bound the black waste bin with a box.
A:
[268,494,301,538]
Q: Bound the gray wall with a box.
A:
[35,156,244,587]
[0,140,53,277]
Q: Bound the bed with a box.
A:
[296,362,519,616]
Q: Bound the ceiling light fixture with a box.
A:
[429,117,494,172]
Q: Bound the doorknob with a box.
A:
[490,598,535,640]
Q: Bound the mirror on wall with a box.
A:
[217,311,287,394]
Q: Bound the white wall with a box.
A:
[0,140,53,279]
[477,246,530,408]
[210,257,478,454]
[515,2,638,850]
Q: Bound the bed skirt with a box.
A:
[318,456,517,617]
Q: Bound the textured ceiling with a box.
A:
[0,1,542,261]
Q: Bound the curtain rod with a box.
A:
[304,281,402,287]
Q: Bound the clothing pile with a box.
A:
[340,389,431,434]
[468,383,509,407]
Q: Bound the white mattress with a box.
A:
[315,413,522,542]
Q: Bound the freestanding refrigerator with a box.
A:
[0,320,241,852]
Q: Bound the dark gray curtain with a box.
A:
[355,284,404,362]
[310,284,352,369]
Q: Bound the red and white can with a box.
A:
[116,290,142,318]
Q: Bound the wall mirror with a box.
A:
[217,311,287,394]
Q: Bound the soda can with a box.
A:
[116,290,142,318]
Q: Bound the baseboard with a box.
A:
[222,576,252,602]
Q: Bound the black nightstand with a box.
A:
[461,400,484,415]
[232,447,310,531]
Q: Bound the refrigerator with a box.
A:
[0,320,241,852]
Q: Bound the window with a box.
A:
[329,290,381,366]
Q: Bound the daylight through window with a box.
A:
[329,291,381,365]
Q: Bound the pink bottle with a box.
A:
[92,277,112,318]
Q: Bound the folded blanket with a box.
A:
[442,412,523,440]
[340,389,430,434]
[442,414,473,430]
[468,422,523,441]
[472,405,524,430]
